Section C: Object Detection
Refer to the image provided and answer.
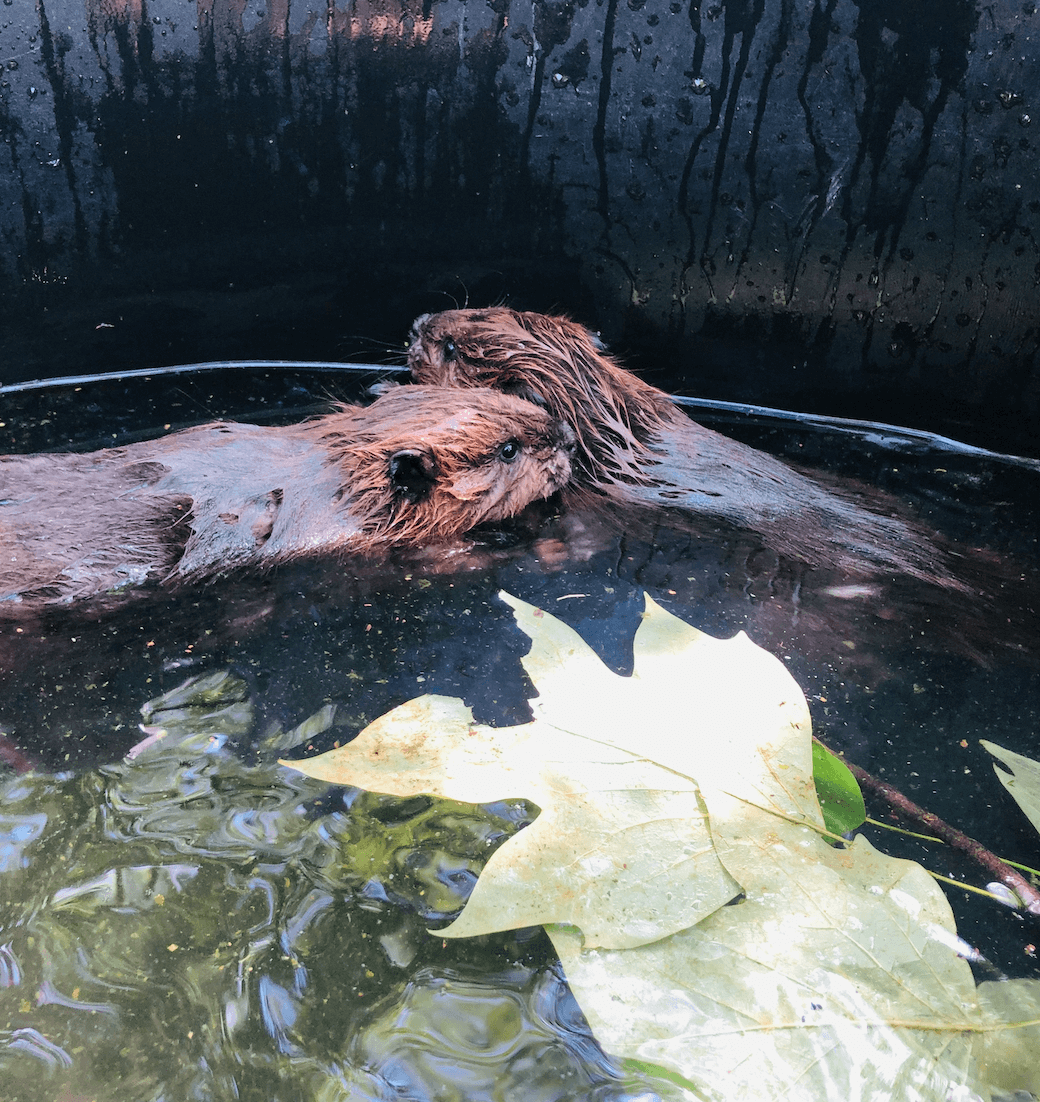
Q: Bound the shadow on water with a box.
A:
[1,366,1038,1099]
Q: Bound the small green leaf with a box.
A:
[812,740,866,836]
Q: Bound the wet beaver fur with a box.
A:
[408,308,984,591]
[0,385,574,608]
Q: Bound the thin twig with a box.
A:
[818,737,1040,916]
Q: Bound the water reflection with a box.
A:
[0,674,683,1100]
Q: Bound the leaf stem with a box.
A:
[819,740,1040,917]
[926,869,1021,903]
[620,1058,703,1096]
[864,816,942,844]
[999,857,1040,879]
[866,817,1040,880]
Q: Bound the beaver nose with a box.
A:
[553,420,577,454]
[406,314,432,346]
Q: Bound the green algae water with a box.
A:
[1,670,679,1102]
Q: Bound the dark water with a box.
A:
[1,367,1038,1100]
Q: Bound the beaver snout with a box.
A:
[407,313,432,348]
[553,419,577,455]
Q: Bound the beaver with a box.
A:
[0,385,574,608]
[407,308,982,591]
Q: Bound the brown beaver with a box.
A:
[407,308,981,590]
[0,385,574,608]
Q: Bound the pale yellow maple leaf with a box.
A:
[283,589,819,949]
[283,588,803,949]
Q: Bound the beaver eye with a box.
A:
[497,439,521,463]
[442,337,457,360]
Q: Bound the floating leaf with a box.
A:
[812,739,867,836]
[973,978,1040,1093]
[283,687,740,950]
[547,830,983,1098]
[981,740,1040,837]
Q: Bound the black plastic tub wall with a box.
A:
[0,0,1037,455]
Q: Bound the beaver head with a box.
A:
[313,385,576,544]
[407,309,675,486]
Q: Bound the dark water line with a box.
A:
[593,0,620,222]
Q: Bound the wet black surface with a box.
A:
[1,1,1038,453]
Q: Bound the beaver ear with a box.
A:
[389,448,439,503]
